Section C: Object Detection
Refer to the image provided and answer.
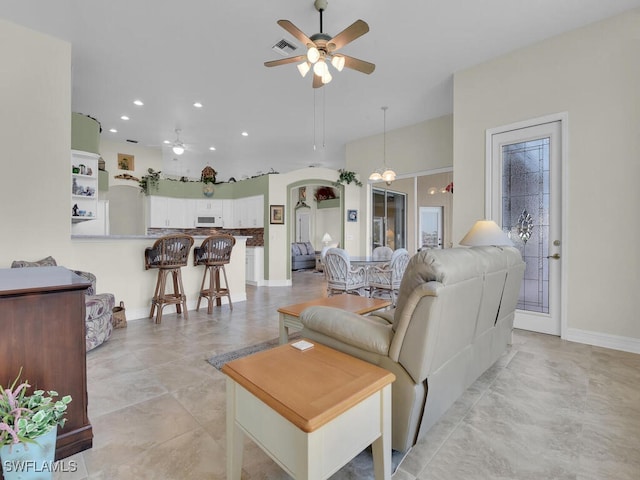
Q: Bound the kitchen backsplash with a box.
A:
[147,227,264,246]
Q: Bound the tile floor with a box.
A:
[53,271,640,479]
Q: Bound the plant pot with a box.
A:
[0,427,57,480]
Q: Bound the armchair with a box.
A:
[322,248,367,296]
[300,246,525,452]
[10,257,115,351]
[72,270,116,351]
[367,248,411,305]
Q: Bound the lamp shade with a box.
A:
[307,46,320,63]
[331,55,345,71]
[460,220,513,247]
[322,232,332,243]
[369,171,382,181]
[297,61,311,77]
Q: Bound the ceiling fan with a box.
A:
[264,0,375,88]
[168,128,186,155]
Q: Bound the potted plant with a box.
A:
[0,369,72,480]
[333,169,363,187]
[139,168,161,195]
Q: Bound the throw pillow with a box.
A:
[11,256,57,268]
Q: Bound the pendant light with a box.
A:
[369,106,396,184]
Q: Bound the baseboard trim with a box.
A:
[262,279,292,287]
[564,328,640,354]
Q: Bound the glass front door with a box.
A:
[489,120,563,335]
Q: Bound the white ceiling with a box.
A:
[2,0,640,181]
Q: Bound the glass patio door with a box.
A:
[372,188,406,252]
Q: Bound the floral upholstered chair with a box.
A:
[10,256,115,351]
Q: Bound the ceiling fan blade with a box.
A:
[342,55,376,75]
[327,20,369,52]
[312,74,324,89]
[277,19,315,48]
[264,55,307,68]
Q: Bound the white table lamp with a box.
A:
[460,220,513,247]
[322,233,332,246]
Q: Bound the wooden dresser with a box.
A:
[0,267,93,461]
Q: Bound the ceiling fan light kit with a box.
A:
[171,128,185,155]
[264,0,375,88]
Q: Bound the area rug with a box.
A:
[207,334,299,370]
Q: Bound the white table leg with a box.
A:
[371,384,392,480]
[279,312,289,344]
[226,378,244,480]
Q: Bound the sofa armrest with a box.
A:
[300,306,393,355]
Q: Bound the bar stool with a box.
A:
[144,234,194,324]
[194,234,236,313]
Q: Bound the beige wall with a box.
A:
[0,19,246,321]
[267,167,361,285]
[453,10,640,346]
[346,115,454,254]
[100,138,162,189]
[0,19,71,260]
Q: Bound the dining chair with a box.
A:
[372,245,394,261]
[322,248,367,296]
[368,248,411,305]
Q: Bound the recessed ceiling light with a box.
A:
[120,115,130,120]
[241,131,249,137]
[193,102,203,108]
[109,128,117,133]
[163,140,171,144]
[209,146,216,151]
[133,100,144,106]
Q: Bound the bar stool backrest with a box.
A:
[145,234,194,269]
[195,235,236,266]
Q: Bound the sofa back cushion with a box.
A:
[291,242,315,256]
[390,247,524,383]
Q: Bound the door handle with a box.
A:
[547,253,560,259]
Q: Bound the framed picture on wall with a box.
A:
[347,209,358,222]
[270,205,285,224]
[117,153,135,171]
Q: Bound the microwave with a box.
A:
[195,215,223,227]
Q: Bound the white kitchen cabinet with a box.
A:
[196,199,223,215]
[71,150,99,223]
[147,196,191,228]
[222,199,235,228]
[245,246,264,286]
[234,195,264,228]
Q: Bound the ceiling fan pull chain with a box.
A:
[313,89,317,150]
[322,86,326,148]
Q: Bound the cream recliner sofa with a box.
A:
[300,246,525,452]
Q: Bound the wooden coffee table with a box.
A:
[222,341,395,480]
[277,295,391,344]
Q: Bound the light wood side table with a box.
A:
[222,342,395,480]
[277,295,391,344]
